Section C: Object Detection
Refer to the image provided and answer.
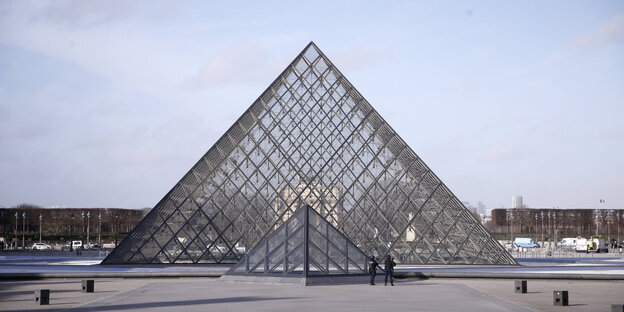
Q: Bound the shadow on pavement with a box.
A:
[1,288,81,297]
[63,296,302,311]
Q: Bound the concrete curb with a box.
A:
[1,271,623,280]
[0,272,223,279]
[395,271,624,280]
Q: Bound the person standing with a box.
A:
[368,256,379,285]
[384,255,396,286]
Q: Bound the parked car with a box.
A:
[503,241,516,251]
[61,242,71,251]
[32,243,52,250]
[208,244,228,254]
[514,237,540,248]
[234,242,246,253]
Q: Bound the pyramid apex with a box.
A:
[304,41,319,51]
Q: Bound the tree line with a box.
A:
[0,204,149,240]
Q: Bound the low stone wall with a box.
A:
[0,249,112,257]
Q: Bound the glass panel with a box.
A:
[309,226,326,252]
[327,242,345,273]
[247,241,267,270]
[287,227,303,252]
[153,250,171,264]
[139,237,161,262]
[268,227,285,252]
[267,246,285,273]
[308,244,327,274]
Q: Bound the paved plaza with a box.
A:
[0,253,623,311]
[1,277,623,311]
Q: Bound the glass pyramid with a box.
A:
[227,205,368,276]
[102,42,516,265]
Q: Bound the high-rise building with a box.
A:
[478,201,486,214]
[512,195,523,209]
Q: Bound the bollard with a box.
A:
[82,280,94,293]
[612,304,624,312]
[553,290,568,306]
[34,289,49,305]
[514,280,527,294]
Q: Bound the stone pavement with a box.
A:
[1,277,623,312]
[2,255,624,279]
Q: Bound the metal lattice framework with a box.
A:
[102,42,516,265]
[228,205,368,276]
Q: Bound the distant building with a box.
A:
[512,195,523,209]
[406,213,416,241]
[487,208,624,238]
[478,201,486,214]
[274,176,341,228]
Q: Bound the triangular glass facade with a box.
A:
[102,42,516,265]
[227,205,368,276]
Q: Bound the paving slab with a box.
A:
[0,278,530,312]
[1,255,623,311]
[2,255,624,279]
[433,278,624,312]
[1,277,623,312]
[0,278,152,312]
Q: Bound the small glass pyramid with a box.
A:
[227,204,368,276]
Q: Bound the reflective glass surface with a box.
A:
[103,42,515,266]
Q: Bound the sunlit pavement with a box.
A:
[1,277,623,312]
[2,254,624,279]
[0,254,623,311]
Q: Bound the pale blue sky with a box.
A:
[1,1,623,209]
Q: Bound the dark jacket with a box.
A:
[368,258,379,272]
[384,258,396,271]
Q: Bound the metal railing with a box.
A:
[512,247,624,258]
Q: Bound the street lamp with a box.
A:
[98,212,102,247]
[87,211,90,248]
[541,211,544,248]
[506,211,511,241]
[69,213,74,251]
[548,211,552,250]
[534,214,538,240]
[608,211,612,243]
[39,214,42,243]
[81,211,85,246]
[14,212,18,250]
[22,212,26,249]
[114,214,120,247]
[553,211,557,249]
[617,211,621,244]
[595,209,600,237]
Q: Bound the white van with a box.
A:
[71,241,83,249]
[558,237,579,248]
[576,237,608,253]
